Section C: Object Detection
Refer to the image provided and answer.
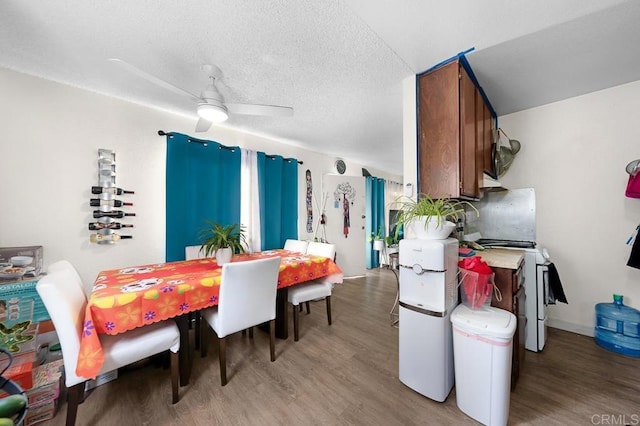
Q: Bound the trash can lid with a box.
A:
[450,304,517,339]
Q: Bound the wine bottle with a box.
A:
[90,233,133,243]
[89,199,133,207]
[88,222,134,231]
[92,210,136,219]
[91,186,134,195]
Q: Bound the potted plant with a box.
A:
[367,226,385,251]
[198,221,247,265]
[394,194,478,240]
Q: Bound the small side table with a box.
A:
[387,253,399,328]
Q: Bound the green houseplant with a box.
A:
[394,194,478,240]
[198,221,247,265]
[367,226,385,251]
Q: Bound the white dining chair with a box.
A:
[37,261,181,426]
[46,259,88,296]
[288,242,336,341]
[306,241,336,260]
[185,245,206,260]
[200,256,281,386]
[283,239,309,253]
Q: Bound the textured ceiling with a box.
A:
[1,1,638,175]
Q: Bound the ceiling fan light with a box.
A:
[197,103,229,123]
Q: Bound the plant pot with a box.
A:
[373,239,384,251]
[216,247,233,265]
[406,216,456,240]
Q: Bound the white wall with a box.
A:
[402,74,640,335]
[498,80,640,335]
[0,68,400,289]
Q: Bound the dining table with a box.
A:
[76,249,343,385]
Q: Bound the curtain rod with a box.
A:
[159,130,303,164]
[158,130,236,151]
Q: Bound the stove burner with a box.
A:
[476,239,536,249]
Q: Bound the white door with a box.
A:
[322,174,366,277]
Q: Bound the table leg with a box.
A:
[174,315,190,386]
[389,268,400,328]
[275,287,289,339]
[258,287,289,339]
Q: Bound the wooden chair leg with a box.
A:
[326,296,332,325]
[299,304,303,313]
[201,323,209,358]
[293,303,300,342]
[305,301,311,314]
[242,329,246,336]
[194,310,201,350]
[218,336,227,386]
[170,350,180,404]
[66,382,85,426]
[248,327,253,339]
[269,319,276,362]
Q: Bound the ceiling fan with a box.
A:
[108,59,293,132]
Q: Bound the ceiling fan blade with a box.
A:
[195,117,213,133]
[108,58,201,102]
[225,103,293,117]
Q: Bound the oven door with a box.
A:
[536,263,550,351]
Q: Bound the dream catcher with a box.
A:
[334,182,357,238]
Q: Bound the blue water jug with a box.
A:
[594,294,640,357]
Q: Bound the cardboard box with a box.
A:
[26,359,63,405]
[0,246,43,277]
[0,279,50,323]
[25,396,59,426]
[2,357,34,390]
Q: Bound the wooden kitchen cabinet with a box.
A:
[476,87,496,177]
[492,264,526,390]
[417,59,494,200]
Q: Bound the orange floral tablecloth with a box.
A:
[76,249,343,379]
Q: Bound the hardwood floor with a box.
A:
[50,269,639,425]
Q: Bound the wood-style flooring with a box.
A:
[50,269,640,425]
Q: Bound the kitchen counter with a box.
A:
[475,248,524,270]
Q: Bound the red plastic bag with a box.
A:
[459,257,494,309]
[626,173,640,199]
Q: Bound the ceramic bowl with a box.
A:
[0,267,26,280]
[10,256,33,267]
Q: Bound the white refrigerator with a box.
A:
[398,238,458,402]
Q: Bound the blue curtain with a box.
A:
[257,153,298,250]
[165,133,241,262]
[366,176,386,268]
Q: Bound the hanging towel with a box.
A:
[547,263,568,304]
[627,234,640,269]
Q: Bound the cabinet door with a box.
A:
[483,101,494,176]
[459,65,479,198]
[417,61,460,198]
[491,267,514,312]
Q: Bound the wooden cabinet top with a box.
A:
[475,248,524,270]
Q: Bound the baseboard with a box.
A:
[548,318,594,337]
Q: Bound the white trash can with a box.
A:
[450,304,517,426]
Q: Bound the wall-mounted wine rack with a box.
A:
[89,149,135,244]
